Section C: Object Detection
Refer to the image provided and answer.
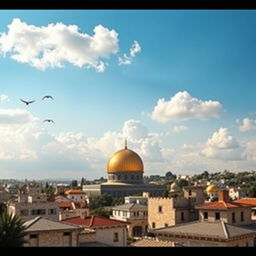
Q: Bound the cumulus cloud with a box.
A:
[0,18,119,71]
[118,40,141,65]
[0,114,168,179]
[172,125,188,133]
[151,91,223,123]
[0,108,38,125]
[0,94,9,102]
[122,119,148,140]
[239,118,256,132]
[201,128,243,160]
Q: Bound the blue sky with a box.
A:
[0,10,256,180]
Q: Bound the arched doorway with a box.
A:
[133,226,143,237]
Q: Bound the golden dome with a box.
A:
[107,145,144,173]
[206,184,219,193]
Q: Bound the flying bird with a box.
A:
[20,99,35,105]
[43,119,55,124]
[42,95,54,100]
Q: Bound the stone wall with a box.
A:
[24,230,80,247]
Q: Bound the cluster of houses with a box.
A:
[1,180,256,247]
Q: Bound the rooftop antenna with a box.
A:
[125,138,127,149]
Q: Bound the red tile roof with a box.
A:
[58,202,73,209]
[63,216,129,228]
[196,201,252,210]
[234,198,256,207]
[65,189,86,195]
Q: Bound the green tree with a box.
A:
[71,180,78,188]
[0,209,26,247]
[165,171,176,180]
[80,177,85,188]
[0,202,6,214]
[176,179,189,188]
[90,207,112,217]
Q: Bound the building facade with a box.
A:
[153,190,256,247]
[148,186,205,230]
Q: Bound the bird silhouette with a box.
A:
[42,95,54,100]
[43,119,55,123]
[20,99,35,105]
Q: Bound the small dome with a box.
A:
[206,184,219,193]
[107,145,144,173]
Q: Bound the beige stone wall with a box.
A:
[24,230,80,247]
[183,187,204,205]
[157,234,255,247]
[148,197,190,229]
[79,231,96,245]
[199,208,252,225]
[95,226,127,247]
[8,201,59,221]
[148,197,175,229]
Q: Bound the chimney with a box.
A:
[218,189,229,202]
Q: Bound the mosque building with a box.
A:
[83,141,166,197]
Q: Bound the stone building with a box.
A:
[23,216,83,247]
[8,185,59,221]
[63,215,128,247]
[65,189,88,201]
[148,185,205,230]
[83,141,166,197]
[152,190,256,247]
[111,202,148,237]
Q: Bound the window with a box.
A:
[80,196,83,199]
[181,212,184,221]
[246,242,249,247]
[31,209,46,215]
[158,206,162,213]
[20,209,29,216]
[165,223,168,227]
[204,212,208,220]
[136,175,139,180]
[123,211,127,217]
[113,232,119,242]
[232,212,236,223]
[215,212,220,220]
[124,175,128,180]
[117,175,121,180]
[48,209,56,215]
[188,190,192,196]
[152,222,156,228]
[131,175,134,180]
[241,212,244,222]
[30,234,38,239]
[63,232,71,236]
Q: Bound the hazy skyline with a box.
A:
[0,10,256,180]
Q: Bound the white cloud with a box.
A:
[201,128,243,160]
[0,94,9,102]
[245,141,256,161]
[122,119,148,140]
[151,91,223,123]
[172,125,188,133]
[118,40,141,65]
[239,118,256,132]
[0,108,38,125]
[0,18,119,72]
[1,109,256,179]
